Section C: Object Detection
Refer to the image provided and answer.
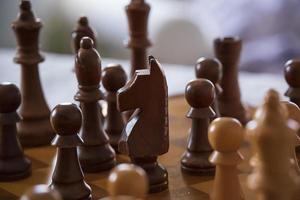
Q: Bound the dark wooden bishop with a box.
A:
[181,79,216,175]
[72,16,97,54]
[117,56,169,193]
[0,82,31,181]
[49,103,92,200]
[102,64,127,152]
[11,0,54,147]
[214,37,247,125]
[195,57,222,119]
[74,37,116,172]
[125,0,152,77]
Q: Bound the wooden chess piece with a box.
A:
[102,64,127,152]
[0,82,31,181]
[195,57,222,119]
[280,101,300,174]
[72,16,105,123]
[72,16,97,54]
[247,89,298,200]
[11,0,54,147]
[125,0,152,77]
[284,59,300,155]
[181,79,216,175]
[117,56,169,193]
[100,164,148,200]
[284,59,300,107]
[208,117,244,200]
[214,37,247,125]
[49,103,92,200]
[74,37,116,172]
[20,184,62,200]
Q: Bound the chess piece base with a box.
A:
[49,182,92,200]
[17,118,54,147]
[132,157,169,193]
[79,144,116,173]
[0,158,31,181]
[181,151,215,176]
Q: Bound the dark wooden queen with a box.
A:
[11,0,54,147]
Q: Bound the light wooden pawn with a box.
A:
[20,185,62,200]
[100,164,148,200]
[208,117,244,200]
[247,89,299,200]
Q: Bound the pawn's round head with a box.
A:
[50,103,82,136]
[80,37,94,50]
[107,164,148,198]
[0,82,21,113]
[20,184,62,200]
[185,79,215,108]
[195,57,222,84]
[102,64,127,92]
[208,117,244,152]
[284,59,300,87]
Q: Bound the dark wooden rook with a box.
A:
[125,0,152,77]
[195,57,222,119]
[0,82,31,181]
[214,37,247,125]
[49,103,92,200]
[102,64,127,152]
[11,0,54,147]
[74,37,116,172]
[181,79,216,175]
[117,56,169,193]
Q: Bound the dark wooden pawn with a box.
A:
[181,79,216,175]
[49,103,92,200]
[74,37,116,172]
[72,16,97,54]
[12,0,54,147]
[284,59,300,154]
[195,57,222,119]
[0,83,31,181]
[125,0,152,77]
[284,59,300,107]
[214,37,247,125]
[102,64,127,152]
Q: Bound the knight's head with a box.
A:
[117,56,168,112]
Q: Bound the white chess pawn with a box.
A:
[208,117,244,200]
[20,184,62,200]
[100,163,148,200]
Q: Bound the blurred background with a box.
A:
[1,0,300,73]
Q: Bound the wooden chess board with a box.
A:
[0,96,256,200]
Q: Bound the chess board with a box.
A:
[1,96,256,200]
